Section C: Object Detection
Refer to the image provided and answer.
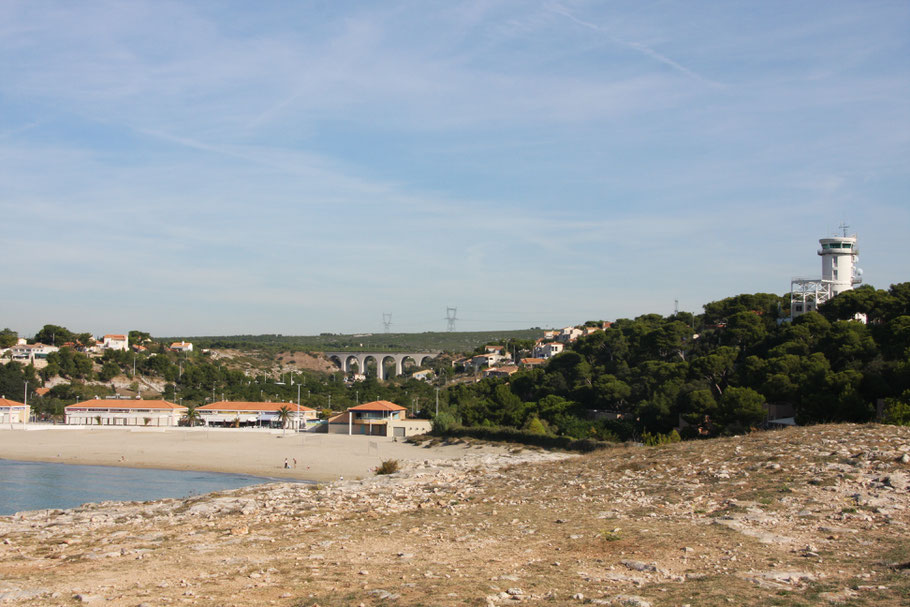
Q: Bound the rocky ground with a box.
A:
[1,424,909,606]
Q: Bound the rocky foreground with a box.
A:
[1,425,909,607]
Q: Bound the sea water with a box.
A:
[0,459,274,516]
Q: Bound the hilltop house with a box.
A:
[102,334,128,351]
[170,341,193,353]
[533,341,564,359]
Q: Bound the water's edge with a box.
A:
[0,458,306,516]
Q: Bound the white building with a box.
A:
[65,399,187,426]
[195,401,317,429]
[170,341,193,353]
[791,226,863,318]
[556,327,584,343]
[533,341,564,359]
[0,397,30,424]
[9,343,58,362]
[102,334,129,351]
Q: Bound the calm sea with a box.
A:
[0,459,275,516]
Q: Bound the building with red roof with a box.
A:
[195,401,317,429]
[328,400,430,438]
[0,397,30,424]
[65,399,187,426]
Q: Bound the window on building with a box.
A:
[795,304,803,312]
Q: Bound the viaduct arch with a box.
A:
[323,351,440,381]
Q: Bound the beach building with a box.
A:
[195,401,317,429]
[65,399,187,426]
[327,400,431,438]
[0,397,30,424]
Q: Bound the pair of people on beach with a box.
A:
[283,457,297,469]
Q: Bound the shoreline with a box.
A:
[0,426,514,482]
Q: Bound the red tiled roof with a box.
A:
[35,387,51,396]
[196,401,315,413]
[65,399,186,411]
[104,335,127,340]
[348,400,406,412]
[0,397,27,407]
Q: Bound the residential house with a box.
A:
[411,369,434,382]
[327,400,430,438]
[195,401,317,430]
[0,397,30,424]
[65,399,187,426]
[102,334,128,351]
[520,357,546,368]
[170,341,193,353]
[533,341,564,359]
[9,343,58,368]
[556,326,584,344]
[483,365,519,378]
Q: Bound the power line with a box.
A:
[445,306,458,332]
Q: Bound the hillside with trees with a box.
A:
[5,283,909,440]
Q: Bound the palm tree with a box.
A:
[184,406,200,428]
[277,405,291,434]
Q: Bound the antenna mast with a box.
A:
[382,312,392,333]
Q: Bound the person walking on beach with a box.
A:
[284,457,289,469]
[293,457,297,468]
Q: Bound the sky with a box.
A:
[1,1,908,337]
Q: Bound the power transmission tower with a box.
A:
[445,307,458,332]
[382,312,392,333]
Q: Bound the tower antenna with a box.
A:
[445,307,458,332]
[382,312,392,333]
[674,299,679,316]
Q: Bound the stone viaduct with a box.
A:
[323,351,440,381]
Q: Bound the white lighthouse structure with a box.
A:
[790,224,863,318]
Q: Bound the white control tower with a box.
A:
[790,224,862,318]
[818,230,861,297]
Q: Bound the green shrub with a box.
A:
[432,411,459,433]
[882,391,910,426]
[433,425,613,452]
[524,416,548,436]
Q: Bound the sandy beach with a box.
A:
[0,425,506,482]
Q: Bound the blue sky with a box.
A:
[1,1,908,337]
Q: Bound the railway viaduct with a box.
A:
[323,351,440,380]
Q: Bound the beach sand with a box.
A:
[0,426,503,482]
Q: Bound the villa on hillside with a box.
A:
[533,341,564,359]
[195,401,317,429]
[170,341,194,353]
[0,397,30,424]
[102,334,128,351]
[327,400,431,438]
[483,365,519,378]
[64,399,187,426]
